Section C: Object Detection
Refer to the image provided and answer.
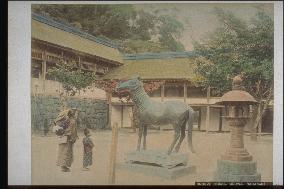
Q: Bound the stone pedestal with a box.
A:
[118,150,196,179]
[214,159,261,182]
[214,117,261,182]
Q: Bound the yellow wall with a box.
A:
[31,78,106,100]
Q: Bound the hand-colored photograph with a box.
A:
[30,2,274,185]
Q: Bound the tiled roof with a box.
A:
[32,13,118,49]
[103,54,198,80]
[32,13,123,64]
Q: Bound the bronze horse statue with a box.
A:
[116,77,195,154]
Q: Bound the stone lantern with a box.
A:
[213,75,261,182]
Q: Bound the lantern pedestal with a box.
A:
[214,117,261,182]
[214,159,261,182]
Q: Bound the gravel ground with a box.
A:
[32,130,272,185]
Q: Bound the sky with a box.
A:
[134,3,274,51]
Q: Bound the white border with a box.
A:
[273,1,283,185]
[8,1,31,185]
[8,1,283,185]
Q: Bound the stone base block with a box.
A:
[125,150,189,169]
[214,159,261,182]
[118,162,196,179]
[217,159,258,175]
[214,172,261,182]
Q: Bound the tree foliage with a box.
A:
[48,60,96,96]
[32,4,185,53]
[194,8,273,133]
[194,8,273,99]
[48,60,165,98]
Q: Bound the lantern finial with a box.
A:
[232,75,243,90]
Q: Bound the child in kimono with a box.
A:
[82,128,94,170]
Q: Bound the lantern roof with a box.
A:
[216,75,257,105]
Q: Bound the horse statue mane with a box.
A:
[116,77,195,154]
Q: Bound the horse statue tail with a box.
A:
[187,108,196,153]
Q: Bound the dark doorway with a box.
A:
[261,107,273,133]
[192,107,201,131]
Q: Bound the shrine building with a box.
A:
[31,13,273,134]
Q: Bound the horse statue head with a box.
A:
[116,77,142,92]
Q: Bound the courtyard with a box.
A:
[32,130,273,185]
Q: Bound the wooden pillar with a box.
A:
[107,92,112,129]
[198,108,201,130]
[42,49,47,92]
[161,84,165,102]
[78,56,81,68]
[219,108,223,132]
[121,105,124,128]
[183,82,187,103]
[108,122,118,184]
[205,86,211,133]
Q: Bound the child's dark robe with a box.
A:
[83,136,94,168]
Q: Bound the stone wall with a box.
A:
[31,95,108,131]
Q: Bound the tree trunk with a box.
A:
[250,88,273,141]
[250,103,261,141]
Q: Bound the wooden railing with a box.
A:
[46,52,62,63]
[31,49,43,60]
[96,65,108,74]
[32,48,107,74]
[81,61,96,71]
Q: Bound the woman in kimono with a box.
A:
[82,128,94,170]
[56,109,79,172]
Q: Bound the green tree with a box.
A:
[32,4,185,53]
[48,60,96,96]
[157,15,185,52]
[194,8,273,136]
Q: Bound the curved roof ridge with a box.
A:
[32,13,118,49]
[123,51,198,60]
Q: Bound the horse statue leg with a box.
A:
[174,120,186,153]
[167,125,181,155]
[136,123,143,151]
[142,124,147,150]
